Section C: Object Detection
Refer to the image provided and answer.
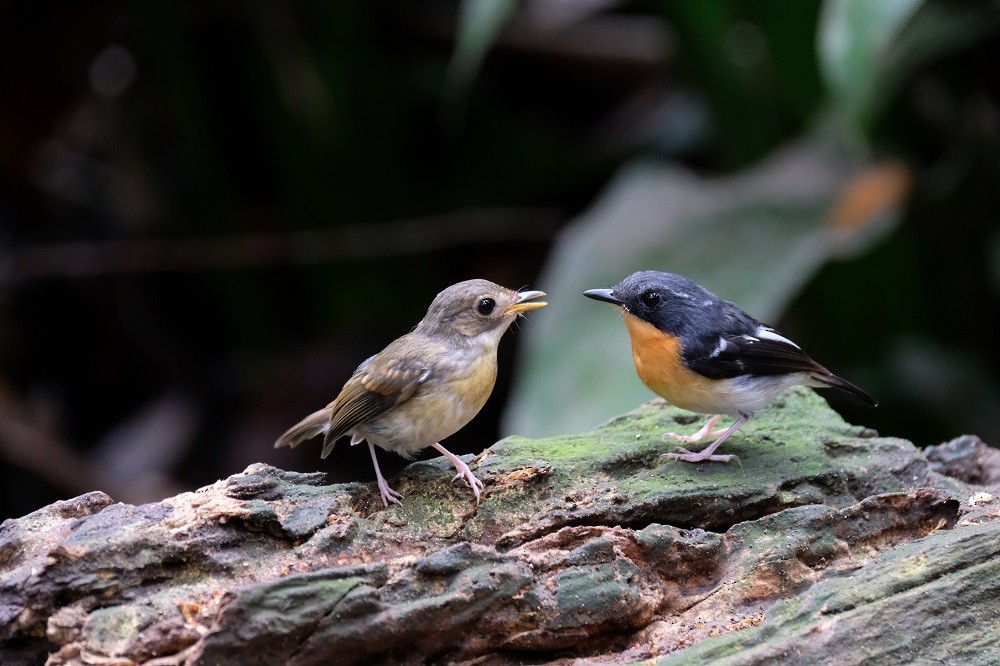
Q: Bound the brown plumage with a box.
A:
[275,279,546,506]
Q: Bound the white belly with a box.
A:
[700,373,812,415]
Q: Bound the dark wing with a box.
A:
[684,330,825,380]
[322,354,431,457]
[685,328,877,406]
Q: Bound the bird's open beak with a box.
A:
[504,290,547,314]
[583,288,622,305]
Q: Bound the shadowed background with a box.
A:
[1,0,998,519]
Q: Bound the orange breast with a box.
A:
[623,313,723,414]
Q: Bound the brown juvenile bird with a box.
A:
[275,279,547,506]
[584,270,876,463]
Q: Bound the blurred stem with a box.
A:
[0,407,183,506]
[656,0,776,167]
[442,0,517,128]
[660,0,772,167]
[0,208,561,283]
[140,0,237,221]
[754,1,824,122]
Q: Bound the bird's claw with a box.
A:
[377,479,404,507]
[663,432,705,444]
[450,463,484,503]
[662,415,726,444]
[431,443,486,504]
[664,448,739,464]
[452,470,485,489]
[457,471,484,503]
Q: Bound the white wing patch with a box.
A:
[709,336,729,358]
[755,326,800,349]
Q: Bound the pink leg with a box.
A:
[663,414,727,443]
[368,441,403,506]
[431,443,485,503]
[665,413,750,463]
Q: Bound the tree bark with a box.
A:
[2,388,998,664]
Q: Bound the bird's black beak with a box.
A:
[583,288,622,305]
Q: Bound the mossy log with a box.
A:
[2,388,998,664]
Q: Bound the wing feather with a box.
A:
[685,330,877,406]
[686,333,824,380]
[321,355,431,456]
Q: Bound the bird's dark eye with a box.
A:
[640,291,660,308]
[477,298,496,315]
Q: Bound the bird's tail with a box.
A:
[809,371,878,407]
[274,408,331,451]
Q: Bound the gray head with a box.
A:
[584,270,755,339]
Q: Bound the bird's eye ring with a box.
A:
[477,298,496,315]
[640,291,660,308]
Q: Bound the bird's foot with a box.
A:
[451,460,485,504]
[368,441,403,507]
[377,477,404,507]
[664,447,739,464]
[663,430,729,444]
[432,442,485,504]
[662,414,726,443]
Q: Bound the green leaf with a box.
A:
[503,137,902,438]
[443,0,518,112]
[818,0,923,134]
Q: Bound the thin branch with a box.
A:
[0,207,562,284]
[0,409,183,506]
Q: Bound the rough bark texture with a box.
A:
[1,388,998,665]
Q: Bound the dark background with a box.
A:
[1,0,998,519]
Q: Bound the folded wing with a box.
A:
[686,328,876,406]
[322,355,432,457]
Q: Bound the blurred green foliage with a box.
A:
[500,0,1000,442]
